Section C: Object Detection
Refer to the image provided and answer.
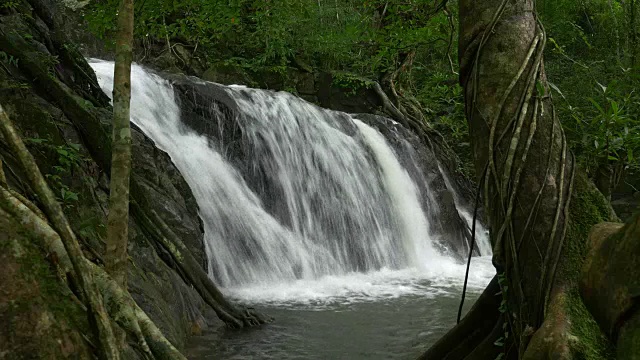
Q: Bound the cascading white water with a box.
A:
[353,120,437,267]
[89,60,494,304]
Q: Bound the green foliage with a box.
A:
[560,80,640,173]
[85,0,454,76]
[332,72,375,95]
[0,50,19,67]
[83,0,640,189]
[26,138,85,204]
[540,0,640,184]
[0,1,19,10]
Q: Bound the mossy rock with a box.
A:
[522,171,616,360]
[0,212,93,359]
[581,212,640,358]
[202,62,254,86]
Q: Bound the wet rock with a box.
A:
[0,0,216,355]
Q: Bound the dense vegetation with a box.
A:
[86,0,639,189]
[2,0,639,358]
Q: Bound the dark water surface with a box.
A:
[186,281,483,359]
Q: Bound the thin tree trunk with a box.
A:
[609,0,622,66]
[0,105,120,360]
[632,0,638,67]
[106,0,134,288]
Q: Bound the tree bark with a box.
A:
[460,1,575,352]
[106,0,134,288]
[420,0,616,358]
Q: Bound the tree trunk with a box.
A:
[420,1,615,358]
[461,1,576,353]
[630,0,637,67]
[595,163,613,201]
[106,0,134,288]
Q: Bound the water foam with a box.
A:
[227,256,495,309]
[90,60,494,305]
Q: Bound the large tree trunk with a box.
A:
[106,0,134,288]
[420,1,615,358]
[461,1,576,354]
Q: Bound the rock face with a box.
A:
[581,217,640,359]
[166,76,477,260]
[0,213,94,359]
[0,0,213,356]
[354,114,478,257]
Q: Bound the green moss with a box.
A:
[556,172,617,358]
[0,213,92,358]
[15,226,88,326]
[567,290,615,360]
[561,171,614,282]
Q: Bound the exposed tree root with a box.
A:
[522,286,572,360]
[132,202,272,328]
[0,104,120,360]
[419,276,502,360]
[0,25,270,330]
[581,216,640,359]
[0,186,187,359]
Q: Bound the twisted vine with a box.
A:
[464,1,576,354]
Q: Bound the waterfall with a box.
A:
[89,60,489,293]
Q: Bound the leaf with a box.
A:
[536,80,545,96]
[27,138,48,144]
[611,100,619,114]
[596,81,607,94]
[494,337,505,346]
[594,139,599,149]
[588,98,604,115]
[548,82,565,99]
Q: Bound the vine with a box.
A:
[463,0,576,355]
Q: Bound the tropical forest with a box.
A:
[0,0,639,359]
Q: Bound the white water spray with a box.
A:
[90,60,494,304]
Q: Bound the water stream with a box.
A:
[90,60,495,359]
